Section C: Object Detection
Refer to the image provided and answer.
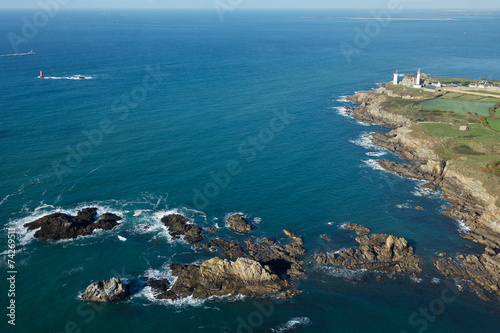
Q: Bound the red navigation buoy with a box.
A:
[40,71,44,78]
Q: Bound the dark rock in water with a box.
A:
[146,279,170,294]
[81,277,129,303]
[434,252,500,301]
[209,238,249,260]
[161,214,205,244]
[283,229,295,238]
[206,228,218,234]
[278,289,301,299]
[415,206,425,211]
[163,257,294,300]
[315,234,422,275]
[260,238,275,246]
[226,214,252,233]
[320,234,330,241]
[23,208,121,241]
[285,236,306,258]
[342,223,371,236]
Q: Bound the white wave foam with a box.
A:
[356,120,374,127]
[133,209,152,217]
[362,159,385,171]
[431,278,441,284]
[253,217,262,224]
[322,266,368,279]
[396,203,411,209]
[366,151,387,157]
[456,220,471,233]
[411,276,422,283]
[118,236,127,242]
[349,133,375,149]
[333,106,350,117]
[39,75,94,80]
[336,95,353,103]
[272,317,312,333]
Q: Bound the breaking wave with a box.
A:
[272,317,312,332]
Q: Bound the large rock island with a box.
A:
[24,208,122,241]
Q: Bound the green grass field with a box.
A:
[469,90,500,96]
[487,118,500,131]
[421,123,493,138]
[419,99,495,117]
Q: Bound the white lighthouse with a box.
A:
[414,68,422,88]
[393,70,399,85]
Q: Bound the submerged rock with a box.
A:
[81,277,129,303]
[161,214,205,244]
[315,234,422,275]
[161,257,294,300]
[226,214,252,233]
[23,208,121,241]
[342,223,371,236]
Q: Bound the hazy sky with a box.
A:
[1,0,499,10]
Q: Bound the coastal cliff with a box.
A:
[347,86,500,300]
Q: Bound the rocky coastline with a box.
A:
[347,86,500,300]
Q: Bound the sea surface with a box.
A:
[1,9,500,333]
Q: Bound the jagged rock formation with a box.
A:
[315,234,422,275]
[226,214,252,233]
[161,214,205,244]
[81,277,129,302]
[342,223,371,235]
[23,208,121,241]
[159,257,294,300]
[434,251,500,301]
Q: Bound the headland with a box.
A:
[346,71,500,300]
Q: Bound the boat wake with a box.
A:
[39,75,94,80]
[0,51,35,57]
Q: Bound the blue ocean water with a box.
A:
[1,9,500,333]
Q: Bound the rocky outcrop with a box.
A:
[315,234,422,275]
[346,89,410,129]
[342,223,371,235]
[161,214,205,244]
[81,277,129,302]
[434,251,500,301]
[23,208,121,241]
[206,231,307,280]
[159,257,294,300]
[226,214,252,233]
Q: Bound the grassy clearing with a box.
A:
[434,78,500,85]
[418,122,500,205]
[419,99,495,117]
[469,90,500,97]
[487,119,500,132]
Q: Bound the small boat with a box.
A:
[27,50,35,55]
[78,76,86,79]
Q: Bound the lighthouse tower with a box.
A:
[393,70,399,85]
[414,68,422,88]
